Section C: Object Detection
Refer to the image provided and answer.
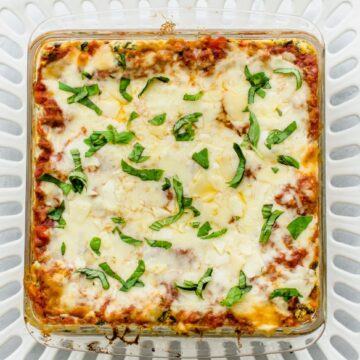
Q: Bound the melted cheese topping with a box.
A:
[32,38,320,334]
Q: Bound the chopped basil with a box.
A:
[123,41,136,50]
[111,216,126,225]
[192,148,209,169]
[265,121,297,149]
[228,143,246,188]
[116,52,126,69]
[274,68,302,90]
[38,174,72,195]
[270,288,303,301]
[161,177,171,191]
[176,268,213,299]
[113,226,143,246]
[244,65,271,104]
[242,105,249,113]
[248,111,260,148]
[121,160,164,181]
[69,149,87,193]
[76,268,109,289]
[191,221,200,228]
[128,111,139,125]
[287,216,313,240]
[61,242,66,255]
[183,91,204,101]
[90,236,101,255]
[84,126,135,157]
[221,270,252,307]
[145,238,172,249]
[138,76,170,97]
[275,108,283,116]
[173,112,202,141]
[149,212,184,231]
[188,205,200,217]
[271,167,279,174]
[148,113,166,126]
[58,82,102,115]
[48,201,66,228]
[81,71,92,80]
[99,262,125,286]
[277,155,300,169]
[80,41,88,51]
[120,260,145,292]
[197,221,227,239]
[119,77,133,102]
[259,205,284,244]
[128,143,150,163]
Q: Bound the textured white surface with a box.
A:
[0,0,359,359]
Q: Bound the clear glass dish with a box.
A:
[24,7,326,358]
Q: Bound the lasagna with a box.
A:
[27,36,321,335]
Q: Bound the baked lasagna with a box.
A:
[27,36,321,335]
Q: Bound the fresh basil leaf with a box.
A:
[150,211,184,231]
[120,260,145,292]
[275,107,283,116]
[81,71,92,80]
[77,97,102,115]
[121,160,164,181]
[259,208,284,244]
[128,143,150,163]
[99,262,125,286]
[148,113,166,126]
[261,204,273,219]
[201,228,227,239]
[228,143,246,188]
[69,149,87,193]
[196,268,213,299]
[277,155,300,169]
[119,77,133,102]
[220,270,252,307]
[265,121,297,149]
[128,111,139,124]
[161,177,171,191]
[113,226,143,246]
[76,268,110,289]
[80,41,88,51]
[172,176,184,209]
[61,242,66,255]
[176,280,198,291]
[138,76,170,97]
[145,238,172,249]
[123,41,136,50]
[111,216,126,225]
[242,105,249,113]
[68,85,88,103]
[197,221,212,237]
[248,111,260,148]
[183,91,204,101]
[90,236,101,255]
[244,66,271,104]
[188,205,200,217]
[270,288,303,301]
[38,174,72,195]
[287,216,313,240]
[48,201,66,228]
[192,148,209,169]
[191,221,200,228]
[116,52,126,69]
[271,167,279,174]
[274,68,302,90]
[173,112,202,141]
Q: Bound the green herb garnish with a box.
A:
[69,149,87,193]
[271,167,279,174]
[38,174,72,195]
[48,201,66,228]
[197,221,227,239]
[192,148,209,169]
[99,262,125,286]
[113,226,143,246]
[138,76,170,97]
[173,112,202,141]
[161,177,171,191]
[80,41,88,51]
[90,236,101,255]
[275,108,283,116]
[121,160,164,181]
[248,111,260,148]
[176,268,213,299]
[145,238,172,249]
[116,52,126,69]
[221,270,252,307]
[191,222,200,228]
[183,91,204,101]
[265,121,297,149]
[244,65,271,104]
[148,113,166,126]
[76,268,109,290]
[277,155,300,169]
[81,71,92,80]
[128,111,139,125]
[61,242,66,255]
[228,143,246,188]
[111,216,126,225]
[270,288,303,301]
[274,68,302,90]
[119,77,133,102]
[120,260,145,292]
[128,143,150,163]
[259,204,283,244]
[287,216,313,240]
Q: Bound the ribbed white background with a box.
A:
[0,0,359,359]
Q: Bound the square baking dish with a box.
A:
[24,7,326,358]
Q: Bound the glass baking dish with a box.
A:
[24,7,326,358]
